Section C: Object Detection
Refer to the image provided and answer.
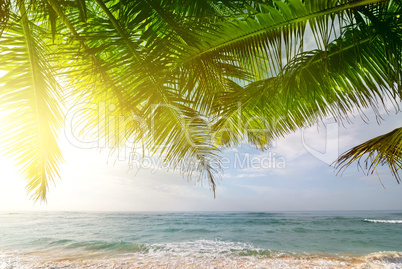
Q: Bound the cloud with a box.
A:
[233,173,266,179]
[2,99,400,212]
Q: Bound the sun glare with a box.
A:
[0,156,30,210]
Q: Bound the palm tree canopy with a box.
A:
[0,0,401,201]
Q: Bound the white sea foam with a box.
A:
[2,250,402,269]
[365,219,402,224]
[144,239,266,258]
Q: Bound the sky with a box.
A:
[2,14,400,213]
[0,99,401,212]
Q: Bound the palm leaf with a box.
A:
[1,0,401,200]
[44,0,224,192]
[334,127,402,182]
[212,0,401,149]
[0,0,10,37]
[0,3,63,201]
[175,0,386,76]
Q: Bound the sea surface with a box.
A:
[1,211,402,268]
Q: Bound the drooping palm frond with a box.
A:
[1,0,401,201]
[41,0,226,192]
[334,127,402,182]
[0,5,63,201]
[164,0,397,151]
[0,0,10,37]
[144,100,222,194]
[212,0,401,150]
[175,0,386,76]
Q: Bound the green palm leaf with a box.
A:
[0,3,63,201]
[335,127,402,182]
[212,0,401,149]
[43,0,224,192]
[0,0,10,37]
[175,0,385,75]
[1,0,401,200]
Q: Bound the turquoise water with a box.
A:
[1,211,402,268]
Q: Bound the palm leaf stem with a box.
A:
[17,0,47,198]
[93,0,141,60]
[46,0,127,106]
[181,0,384,65]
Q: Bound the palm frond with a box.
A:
[44,0,224,193]
[1,0,401,200]
[0,0,10,37]
[0,4,63,201]
[212,0,401,149]
[334,127,402,182]
[175,0,385,76]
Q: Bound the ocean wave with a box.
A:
[2,250,402,269]
[144,239,278,259]
[66,240,149,253]
[365,251,402,262]
[24,238,277,259]
[364,219,402,224]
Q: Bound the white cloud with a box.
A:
[233,173,266,179]
[0,99,400,212]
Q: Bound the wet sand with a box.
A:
[2,251,402,269]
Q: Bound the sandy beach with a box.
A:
[2,251,402,269]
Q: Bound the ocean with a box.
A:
[0,211,402,268]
